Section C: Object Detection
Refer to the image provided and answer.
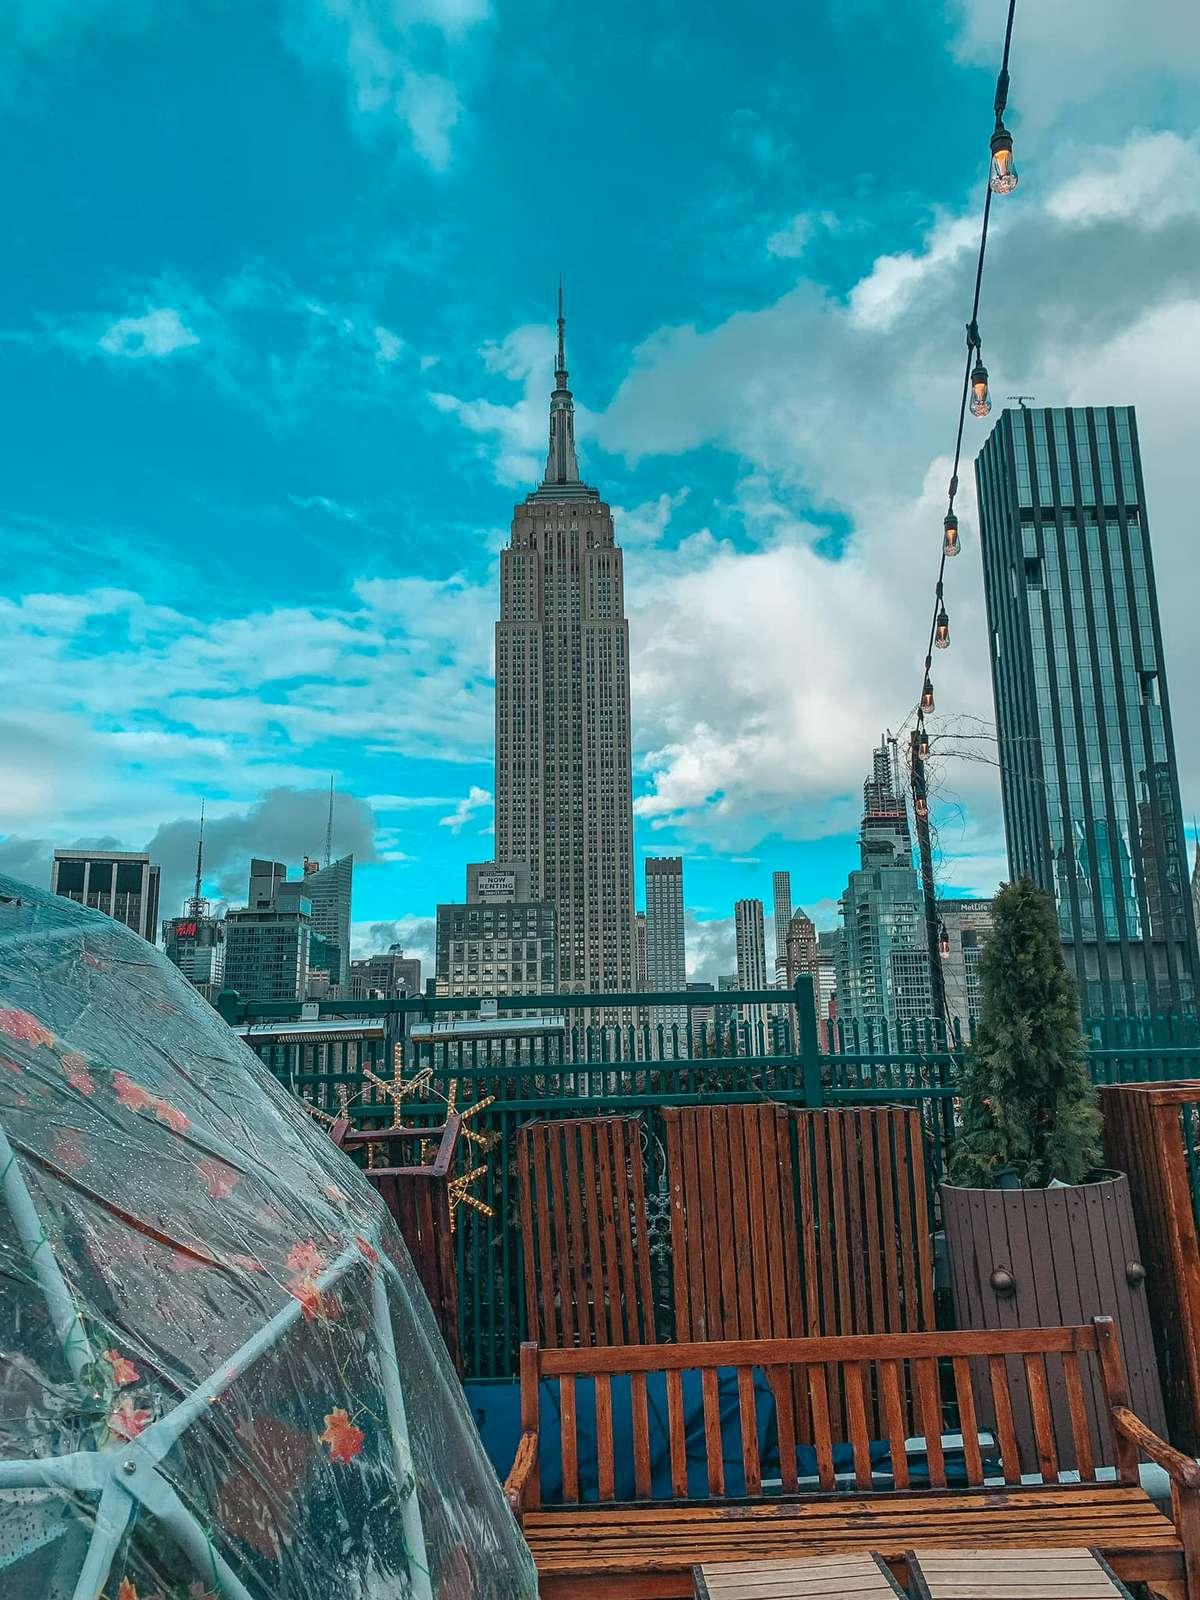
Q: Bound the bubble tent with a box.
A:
[0,876,538,1600]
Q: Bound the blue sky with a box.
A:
[2,0,1200,980]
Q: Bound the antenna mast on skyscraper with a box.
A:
[324,777,334,869]
[188,800,205,918]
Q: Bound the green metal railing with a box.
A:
[218,981,1200,1379]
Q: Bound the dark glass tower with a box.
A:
[976,405,1198,1014]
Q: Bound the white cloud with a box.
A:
[1045,130,1200,229]
[284,0,490,171]
[98,306,199,359]
[437,784,492,833]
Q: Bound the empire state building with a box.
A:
[494,292,635,993]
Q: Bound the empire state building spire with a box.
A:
[540,279,583,490]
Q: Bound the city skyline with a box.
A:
[2,3,1199,989]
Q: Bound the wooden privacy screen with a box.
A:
[516,1115,656,1348]
[664,1105,936,1344]
[329,1115,462,1372]
[1101,1080,1200,1453]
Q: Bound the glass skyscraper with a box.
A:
[976,405,1198,1014]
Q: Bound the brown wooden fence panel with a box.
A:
[1102,1080,1200,1452]
[516,1115,655,1349]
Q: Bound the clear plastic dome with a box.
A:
[0,875,537,1600]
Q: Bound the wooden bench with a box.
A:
[503,1319,1198,1599]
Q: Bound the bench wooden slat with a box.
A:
[631,1370,652,1500]
[596,1372,615,1502]
[772,1365,800,1495]
[560,1373,578,1503]
[989,1352,1023,1485]
[1025,1353,1059,1483]
[843,1359,873,1490]
[667,1367,688,1498]
[737,1366,761,1497]
[880,1359,909,1490]
[695,1550,905,1599]
[702,1367,724,1498]
[1064,1352,1096,1482]
[916,1357,946,1489]
[951,1355,984,1486]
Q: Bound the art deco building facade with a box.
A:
[495,295,635,995]
[976,405,1198,1013]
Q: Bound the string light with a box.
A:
[969,353,992,418]
[905,0,1020,1025]
[989,124,1018,194]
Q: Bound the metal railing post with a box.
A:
[795,974,823,1109]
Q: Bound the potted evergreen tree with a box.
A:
[941,878,1164,1457]
[949,876,1103,1189]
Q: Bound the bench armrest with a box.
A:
[1112,1405,1200,1490]
[503,1430,539,1520]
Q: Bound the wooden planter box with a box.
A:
[942,1174,1164,1473]
[330,1115,462,1373]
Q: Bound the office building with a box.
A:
[735,898,768,1036]
[645,857,686,1029]
[162,916,226,1001]
[301,855,353,991]
[938,899,994,1036]
[348,946,422,1000]
[494,291,635,997]
[248,859,287,911]
[977,404,1199,1012]
[224,901,311,1002]
[435,862,556,1000]
[51,850,160,943]
[817,928,841,1043]
[772,870,793,982]
[837,738,931,1032]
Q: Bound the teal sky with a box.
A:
[2,0,1199,979]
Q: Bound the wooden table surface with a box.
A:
[907,1546,1134,1599]
[694,1552,904,1598]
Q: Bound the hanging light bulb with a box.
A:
[914,793,929,821]
[938,920,951,959]
[943,512,960,557]
[935,606,950,649]
[989,124,1018,195]
[970,357,991,418]
[917,727,931,762]
[921,676,935,713]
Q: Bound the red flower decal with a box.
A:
[228,1253,265,1273]
[50,1128,88,1174]
[118,1579,138,1600]
[355,1235,378,1265]
[114,1072,154,1113]
[153,1097,189,1134]
[320,1407,365,1464]
[198,1157,240,1200]
[108,1397,152,1440]
[285,1241,325,1276]
[2,1054,22,1075]
[104,1349,140,1387]
[61,1052,96,1096]
[0,1009,53,1048]
[288,1279,322,1321]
